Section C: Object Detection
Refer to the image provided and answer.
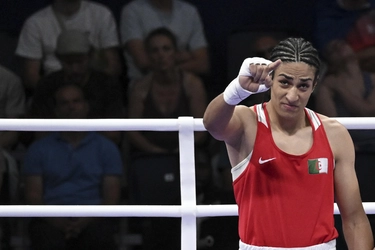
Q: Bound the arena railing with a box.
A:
[0,117,374,250]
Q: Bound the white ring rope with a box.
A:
[0,117,374,250]
[0,118,206,131]
[0,117,374,131]
[0,203,372,217]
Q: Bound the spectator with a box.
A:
[126,27,208,250]
[346,6,375,72]
[315,38,375,153]
[119,0,210,86]
[314,38,375,249]
[29,29,125,146]
[127,27,207,155]
[22,83,123,250]
[315,39,375,152]
[313,0,375,72]
[15,0,122,95]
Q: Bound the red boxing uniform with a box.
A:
[232,103,338,248]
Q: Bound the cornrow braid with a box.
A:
[270,37,321,78]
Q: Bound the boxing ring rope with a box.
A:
[0,117,374,250]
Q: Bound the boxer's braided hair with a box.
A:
[270,37,321,80]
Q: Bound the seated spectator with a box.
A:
[314,38,375,249]
[29,29,125,146]
[15,0,122,95]
[120,0,210,86]
[313,0,375,72]
[127,27,208,155]
[126,27,208,250]
[22,83,123,250]
[346,6,375,72]
[315,39,375,152]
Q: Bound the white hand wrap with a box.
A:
[223,57,272,105]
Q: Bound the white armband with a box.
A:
[223,57,272,105]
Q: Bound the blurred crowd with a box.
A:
[0,0,375,249]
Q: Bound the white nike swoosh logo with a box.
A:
[259,157,276,164]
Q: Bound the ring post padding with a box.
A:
[178,116,197,250]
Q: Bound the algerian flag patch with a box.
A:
[308,158,328,174]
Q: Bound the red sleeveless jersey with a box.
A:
[232,103,338,247]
